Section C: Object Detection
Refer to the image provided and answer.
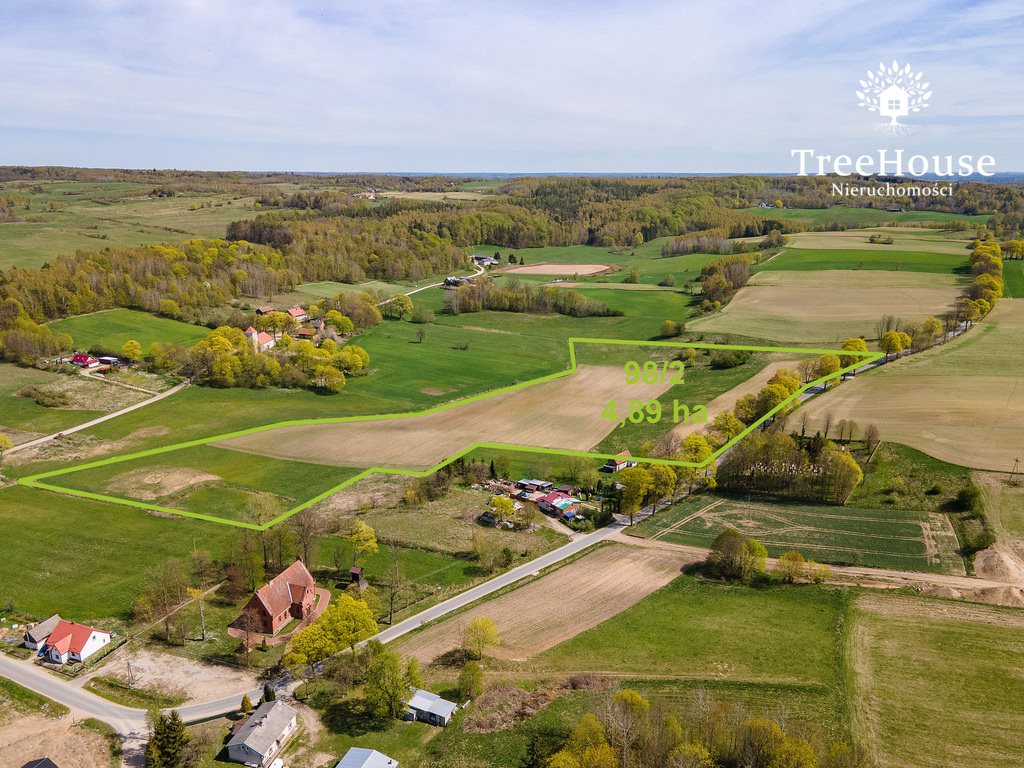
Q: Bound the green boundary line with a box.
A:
[18,338,881,530]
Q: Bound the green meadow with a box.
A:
[0,365,104,436]
[758,247,968,274]
[47,308,210,352]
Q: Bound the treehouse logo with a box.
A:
[791,57,996,184]
[856,60,932,135]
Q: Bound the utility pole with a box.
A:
[1011,458,1020,486]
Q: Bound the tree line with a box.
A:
[546,687,867,768]
[444,276,620,317]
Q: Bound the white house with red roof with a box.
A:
[287,305,309,323]
[70,353,100,368]
[43,620,111,664]
[244,326,277,353]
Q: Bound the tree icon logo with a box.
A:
[856,61,932,135]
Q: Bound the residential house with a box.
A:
[603,450,637,473]
[70,353,100,368]
[22,759,62,768]
[539,491,581,519]
[405,688,458,726]
[43,620,111,664]
[97,356,120,367]
[244,326,277,353]
[287,306,309,323]
[23,614,62,650]
[241,559,316,635]
[255,305,277,315]
[225,700,297,767]
[335,748,399,768]
[294,326,318,342]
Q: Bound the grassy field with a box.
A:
[47,308,209,352]
[630,494,961,572]
[978,472,1024,539]
[1001,258,1024,298]
[0,180,270,270]
[0,484,240,622]
[849,593,1024,768]
[536,576,847,727]
[54,444,362,522]
[0,365,109,439]
[760,247,968,274]
[742,206,989,226]
[799,300,1024,470]
[852,443,972,512]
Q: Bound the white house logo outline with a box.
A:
[856,61,932,133]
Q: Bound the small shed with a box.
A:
[405,688,458,726]
[335,748,399,768]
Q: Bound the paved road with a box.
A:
[9,380,189,454]
[376,260,485,306]
[369,519,625,645]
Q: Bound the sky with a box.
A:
[2,0,1024,173]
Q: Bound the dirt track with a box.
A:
[217,365,672,469]
[395,543,690,663]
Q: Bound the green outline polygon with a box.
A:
[18,338,881,530]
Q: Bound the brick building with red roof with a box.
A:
[241,560,317,635]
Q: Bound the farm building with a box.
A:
[22,759,62,768]
[225,700,297,766]
[23,614,62,650]
[472,254,500,266]
[603,451,637,472]
[255,305,276,315]
[43,620,111,664]
[516,479,553,493]
[70,353,100,368]
[405,688,459,726]
[244,326,277,353]
[97,356,120,366]
[539,491,582,519]
[288,305,309,322]
[241,559,316,635]
[335,748,399,768]
[294,326,318,342]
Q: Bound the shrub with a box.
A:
[18,386,69,408]
[410,307,435,324]
[709,349,752,369]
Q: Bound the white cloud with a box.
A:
[1,0,1022,170]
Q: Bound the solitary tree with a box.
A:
[122,338,142,362]
[465,616,499,659]
[618,466,653,524]
[346,519,379,567]
[774,550,806,583]
[387,294,414,319]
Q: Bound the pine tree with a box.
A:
[241,693,253,713]
[152,711,189,767]
[144,737,164,768]
[264,682,276,701]
[489,459,496,479]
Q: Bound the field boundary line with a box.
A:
[18,338,882,530]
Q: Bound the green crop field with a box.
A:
[1001,258,1024,297]
[47,308,209,352]
[758,247,968,274]
[850,594,1024,768]
[742,206,990,226]
[0,180,274,270]
[631,493,962,572]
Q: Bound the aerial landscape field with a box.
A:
[1,4,1023,767]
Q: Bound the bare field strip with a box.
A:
[395,543,690,663]
[217,364,673,469]
[503,262,611,276]
[788,229,971,254]
[688,270,961,342]
[800,302,1024,471]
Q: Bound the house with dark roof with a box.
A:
[225,700,297,766]
[241,560,316,635]
[43,620,111,664]
[255,305,277,315]
[23,614,62,650]
[22,758,62,768]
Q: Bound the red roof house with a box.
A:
[603,450,637,473]
[44,620,111,664]
[287,306,309,322]
[241,560,316,635]
[70,353,100,368]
